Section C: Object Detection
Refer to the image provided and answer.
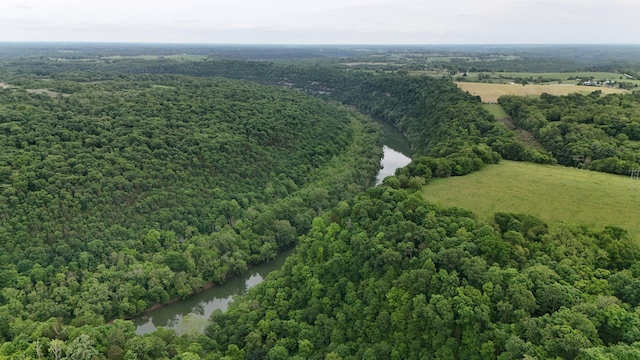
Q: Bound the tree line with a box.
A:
[499,91,640,174]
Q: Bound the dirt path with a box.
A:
[498,116,546,150]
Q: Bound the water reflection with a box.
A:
[134,249,292,335]
[134,119,413,335]
[376,120,411,157]
[376,146,412,185]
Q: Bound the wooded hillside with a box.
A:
[207,187,640,359]
[500,92,640,174]
[0,73,382,342]
[1,56,639,359]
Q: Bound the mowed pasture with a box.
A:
[456,82,627,103]
[422,160,640,242]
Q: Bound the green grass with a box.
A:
[422,160,640,242]
[151,84,175,89]
[410,70,640,87]
[482,104,508,119]
[454,71,639,85]
[410,69,639,84]
[456,82,626,103]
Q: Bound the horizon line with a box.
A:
[1,41,640,47]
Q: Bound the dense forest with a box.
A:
[0,70,383,355]
[207,187,640,359]
[1,49,639,359]
[499,91,640,174]
[5,57,551,173]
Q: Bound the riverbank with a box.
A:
[140,280,217,314]
[133,118,413,335]
[133,248,294,334]
[135,259,263,316]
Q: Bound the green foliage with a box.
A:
[5,58,522,174]
[202,187,640,359]
[4,52,639,359]
[0,70,383,355]
[500,92,640,174]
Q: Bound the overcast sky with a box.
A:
[2,0,639,44]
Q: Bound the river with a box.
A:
[134,248,293,335]
[375,120,412,185]
[134,120,412,335]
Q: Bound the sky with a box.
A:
[2,0,639,44]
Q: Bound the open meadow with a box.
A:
[422,160,640,242]
[455,82,627,103]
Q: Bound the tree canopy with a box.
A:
[500,91,640,174]
[1,54,639,359]
[0,70,383,354]
[206,187,640,359]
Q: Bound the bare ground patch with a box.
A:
[499,116,545,151]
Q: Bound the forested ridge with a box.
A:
[206,187,640,359]
[5,58,550,176]
[1,57,639,359]
[0,69,384,356]
[500,91,640,174]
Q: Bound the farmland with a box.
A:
[455,81,627,103]
[479,71,634,83]
[422,160,640,242]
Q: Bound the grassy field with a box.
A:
[489,71,640,87]
[409,70,451,78]
[422,160,640,242]
[456,82,627,103]
[482,104,509,119]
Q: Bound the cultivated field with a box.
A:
[456,82,627,103]
[423,160,640,242]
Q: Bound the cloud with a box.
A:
[0,0,639,43]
